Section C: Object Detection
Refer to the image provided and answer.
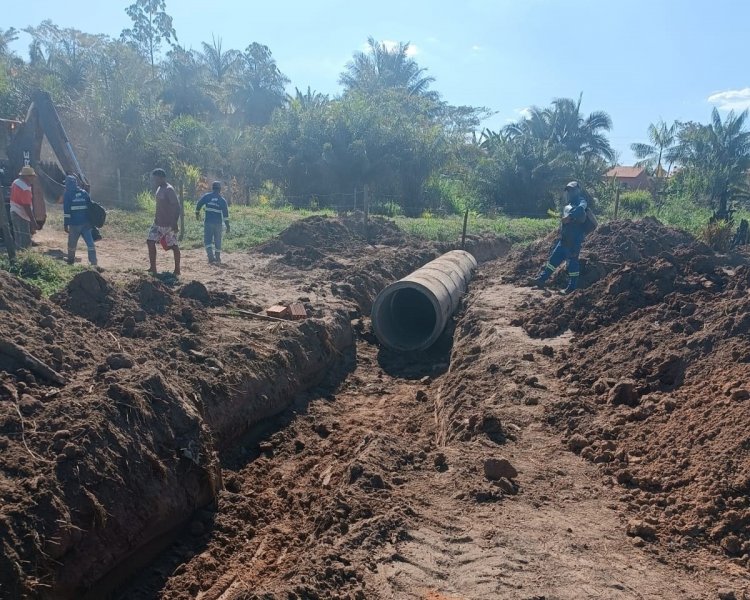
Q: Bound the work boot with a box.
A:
[563,277,578,295]
[215,252,221,264]
[534,270,550,288]
[67,248,76,265]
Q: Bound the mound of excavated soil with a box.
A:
[519,241,745,338]
[258,214,406,258]
[545,256,750,561]
[502,217,695,290]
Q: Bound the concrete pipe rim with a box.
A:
[371,280,444,352]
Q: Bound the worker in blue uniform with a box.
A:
[195,181,230,264]
[535,181,590,294]
[63,175,98,266]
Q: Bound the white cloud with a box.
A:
[472,45,481,52]
[362,39,419,57]
[505,107,531,123]
[707,88,750,111]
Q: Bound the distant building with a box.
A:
[604,166,650,190]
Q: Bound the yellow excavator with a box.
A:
[1,90,89,232]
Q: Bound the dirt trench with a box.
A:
[115,259,747,600]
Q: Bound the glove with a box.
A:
[225,222,230,234]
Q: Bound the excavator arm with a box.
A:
[6,91,89,228]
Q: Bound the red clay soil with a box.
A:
[501,216,695,290]
[0,215,510,599]
[0,267,354,599]
[118,247,746,600]
[507,218,750,567]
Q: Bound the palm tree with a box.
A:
[0,28,18,56]
[339,36,435,97]
[289,87,329,112]
[201,35,239,85]
[231,42,289,126]
[674,108,750,217]
[504,95,613,163]
[161,46,214,116]
[631,120,678,175]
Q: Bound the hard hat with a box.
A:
[564,181,580,191]
[19,166,36,177]
[212,181,221,190]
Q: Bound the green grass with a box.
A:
[44,203,558,249]
[45,204,333,252]
[395,213,558,244]
[0,251,83,296]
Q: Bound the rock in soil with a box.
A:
[483,457,518,481]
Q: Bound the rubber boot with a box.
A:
[563,276,578,295]
[206,247,215,264]
[534,267,552,288]
[67,248,76,265]
[215,251,221,264]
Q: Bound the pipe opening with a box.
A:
[374,287,438,351]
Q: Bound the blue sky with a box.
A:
[7,0,750,163]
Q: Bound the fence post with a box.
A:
[614,187,621,219]
[0,200,16,262]
[461,208,469,249]
[178,182,185,242]
[363,184,370,241]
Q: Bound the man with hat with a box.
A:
[195,181,230,264]
[9,166,39,250]
[534,181,590,294]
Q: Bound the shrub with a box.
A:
[134,190,155,212]
[700,220,733,252]
[620,190,653,215]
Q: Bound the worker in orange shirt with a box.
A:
[10,166,39,250]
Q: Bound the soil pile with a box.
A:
[502,217,695,289]
[548,259,750,561]
[258,214,406,258]
[520,241,743,337]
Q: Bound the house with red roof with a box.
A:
[604,166,650,190]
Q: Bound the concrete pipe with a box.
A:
[372,250,478,352]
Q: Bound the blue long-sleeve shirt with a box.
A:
[63,175,91,227]
[196,192,229,226]
[560,199,588,249]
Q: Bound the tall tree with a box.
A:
[673,108,750,216]
[161,46,214,117]
[231,42,289,126]
[340,37,435,97]
[631,119,678,175]
[201,36,239,85]
[121,0,177,78]
[506,95,613,163]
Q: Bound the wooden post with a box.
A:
[178,182,185,242]
[363,184,370,241]
[116,168,122,206]
[0,200,16,261]
[614,187,621,219]
[461,208,469,249]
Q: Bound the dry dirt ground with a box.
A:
[2,218,749,599]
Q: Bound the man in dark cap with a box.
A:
[534,181,593,294]
[195,181,230,264]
